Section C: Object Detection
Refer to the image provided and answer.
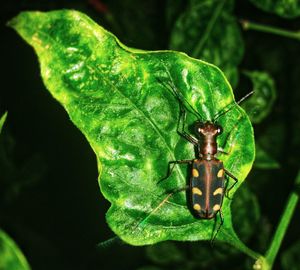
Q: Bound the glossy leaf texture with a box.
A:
[241,71,276,124]
[9,10,254,246]
[169,0,244,87]
[249,0,300,19]
[0,229,31,270]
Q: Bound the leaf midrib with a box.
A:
[98,70,188,190]
[33,21,187,187]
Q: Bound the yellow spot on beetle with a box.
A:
[192,187,202,196]
[217,169,224,178]
[192,169,199,177]
[213,188,223,196]
[213,204,221,211]
[193,203,201,211]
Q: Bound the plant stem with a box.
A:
[264,171,300,269]
[241,20,300,41]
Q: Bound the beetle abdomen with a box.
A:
[191,159,225,219]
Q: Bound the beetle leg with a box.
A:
[164,185,189,195]
[224,169,238,199]
[158,159,193,185]
[211,209,224,245]
[138,186,188,228]
[217,147,229,155]
[177,104,199,145]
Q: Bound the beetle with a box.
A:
[149,65,253,241]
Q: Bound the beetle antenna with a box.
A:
[213,91,254,122]
[159,62,204,121]
[96,236,123,249]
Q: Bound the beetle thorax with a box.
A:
[196,121,222,160]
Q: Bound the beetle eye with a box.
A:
[195,121,204,133]
[217,126,223,134]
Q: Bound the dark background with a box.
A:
[1,1,300,269]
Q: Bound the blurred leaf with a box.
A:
[165,0,186,31]
[170,0,244,87]
[146,241,185,265]
[249,0,300,19]
[104,0,162,49]
[241,71,276,124]
[254,144,280,169]
[189,242,237,269]
[145,241,240,270]
[256,217,272,253]
[232,183,260,242]
[10,10,255,247]
[281,240,300,270]
[0,114,46,204]
[0,112,8,135]
[0,229,31,270]
[256,121,285,160]
[137,266,163,270]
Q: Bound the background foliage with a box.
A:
[1,0,300,269]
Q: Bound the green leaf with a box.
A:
[9,10,255,248]
[169,0,244,87]
[165,0,186,31]
[0,112,8,135]
[254,144,280,169]
[146,241,185,265]
[0,229,31,270]
[249,0,300,19]
[256,121,284,160]
[241,71,276,124]
[104,0,161,49]
[281,240,300,270]
[0,111,46,204]
[232,183,260,242]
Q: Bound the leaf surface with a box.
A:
[9,10,254,247]
[169,0,244,87]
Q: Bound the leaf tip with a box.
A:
[7,12,28,30]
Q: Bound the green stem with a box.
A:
[191,0,226,57]
[264,171,300,269]
[241,20,300,41]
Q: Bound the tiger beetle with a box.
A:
[153,66,253,242]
